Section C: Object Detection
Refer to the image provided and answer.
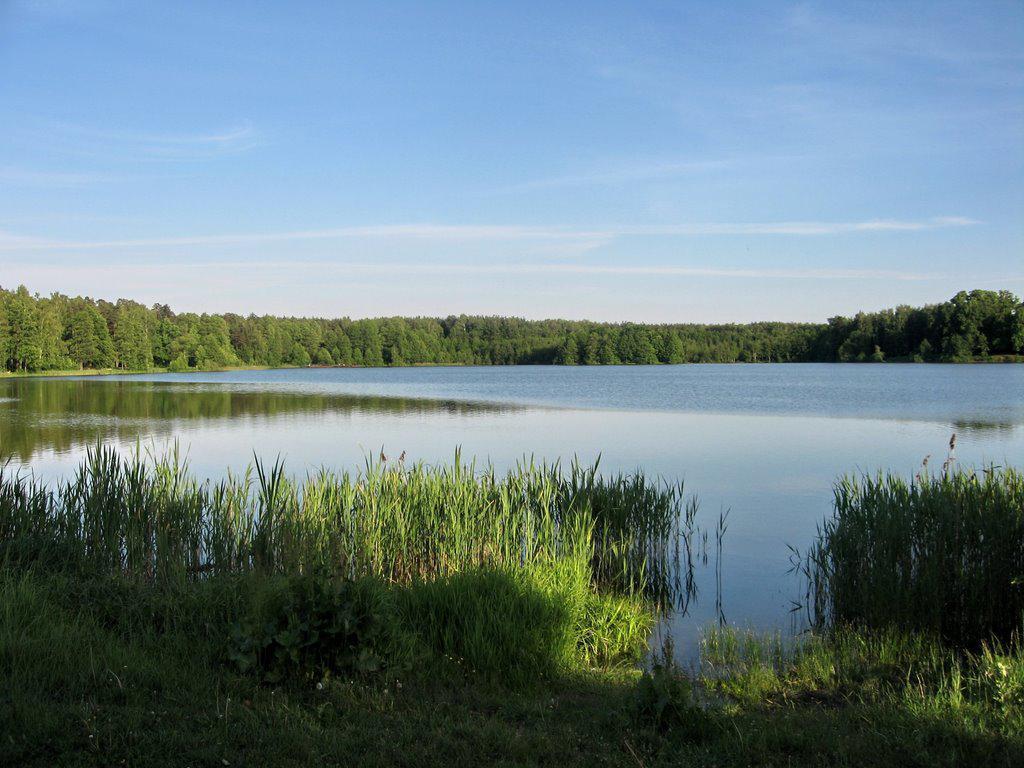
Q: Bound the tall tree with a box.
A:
[36,300,67,370]
[114,302,154,370]
[4,286,42,371]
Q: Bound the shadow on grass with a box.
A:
[1,568,1021,767]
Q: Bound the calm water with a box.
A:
[3,365,1023,657]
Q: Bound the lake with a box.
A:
[3,364,1023,658]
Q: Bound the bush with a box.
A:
[167,354,190,372]
[229,575,391,683]
[633,641,719,740]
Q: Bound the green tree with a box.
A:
[36,302,68,370]
[288,343,312,367]
[0,290,9,370]
[617,325,659,365]
[168,353,190,372]
[114,303,154,370]
[557,337,579,365]
[659,332,685,364]
[4,286,42,371]
[91,310,116,368]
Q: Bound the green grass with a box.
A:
[2,451,1022,765]
[1,568,1021,767]
[800,466,1024,646]
[0,444,693,607]
[696,625,1022,759]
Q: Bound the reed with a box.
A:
[0,444,697,607]
[800,465,1024,647]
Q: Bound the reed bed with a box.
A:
[801,465,1024,647]
[0,445,697,606]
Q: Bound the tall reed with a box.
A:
[0,445,699,606]
[801,465,1024,647]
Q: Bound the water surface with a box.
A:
[3,364,1022,657]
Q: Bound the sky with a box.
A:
[0,0,1022,322]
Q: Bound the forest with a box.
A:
[0,284,1020,373]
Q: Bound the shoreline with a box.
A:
[2,355,1021,380]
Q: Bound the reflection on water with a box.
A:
[950,419,1021,435]
[0,378,523,461]
[2,366,1022,659]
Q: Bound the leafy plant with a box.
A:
[229,575,387,683]
[633,639,718,740]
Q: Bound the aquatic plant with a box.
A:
[798,463,1024,647]
[0,444,699,609]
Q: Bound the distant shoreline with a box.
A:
[4,356,1019,382]
[2,286,1022,372]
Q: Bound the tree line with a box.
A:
[0,284,1020,374]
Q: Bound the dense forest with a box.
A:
[0,284,1020,374]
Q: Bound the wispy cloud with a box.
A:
[278,262,946,282]
[499,158,741,191]
[31,120,262,162]
[6,259,972,283]
[0,216,979,253]
[0,167,123,188]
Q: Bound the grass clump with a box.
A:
[700,626,1024,737]
[402,560,652,685]
[801,464,1024,647]
[0,446,670,690]
[0,444,693,606]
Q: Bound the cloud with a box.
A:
[0,230,54,249]
[33,120,262,161]
[499,158,741,191]
[0,217,979,253]
[290,262,945,281]
[6,259,966,284]
[0,167,123,188]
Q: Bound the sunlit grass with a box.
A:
[0,444,697,609]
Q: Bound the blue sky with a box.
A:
[0,1,1021,322]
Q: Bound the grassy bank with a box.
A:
[1,454,1021,765]
[2,568,1020,767]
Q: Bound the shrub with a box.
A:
[633,640,718,740]
[167,354,190,372]
[229,575,390,683]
